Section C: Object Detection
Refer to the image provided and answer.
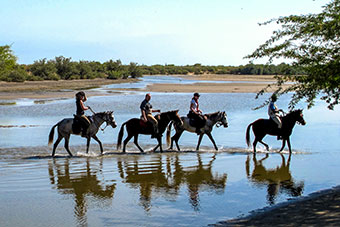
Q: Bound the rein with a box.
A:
[89,108,109,132]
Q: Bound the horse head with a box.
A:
[218,111,229,128]
[170,110,183,126]
[97,111,117,128]
[292,109,306,126]
[207,111,228,128]
[160,110,183,126]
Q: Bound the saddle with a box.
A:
[139,119,152,128]
[72,115,92,135]
[187,112,205,128]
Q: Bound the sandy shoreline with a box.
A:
[0,74,284,100]
[213,186,340,226]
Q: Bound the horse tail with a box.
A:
[166,121,173,147]
[246,122,253,147]
[117,122,127,150]
[48,123,59,146]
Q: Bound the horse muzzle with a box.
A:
[111,122,117,128]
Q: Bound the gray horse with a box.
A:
[48,111,117,157]
[167,111,228,151]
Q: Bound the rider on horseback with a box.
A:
[268,94,284,139]
[140,93,160,138]
[187,92,207,134]
[75,91,91,137]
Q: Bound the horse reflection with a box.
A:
[48,159,116,225]
[117,153,227,211]
[246,153,304,205]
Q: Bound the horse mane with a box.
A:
[156,110,178,118]
[204,111,220,119]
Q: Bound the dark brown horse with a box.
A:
[246,109,306,153]
[117,110,183,153]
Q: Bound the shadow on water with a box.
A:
[245,153,304,205]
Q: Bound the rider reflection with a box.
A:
[245,153,304,205]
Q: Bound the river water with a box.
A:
[1,76,340,226]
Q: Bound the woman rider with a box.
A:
[75,91,91,137]
[188,92,206,134]
[268,94,284,139]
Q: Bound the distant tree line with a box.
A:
[140,63,304,76]
[0,45,304,82]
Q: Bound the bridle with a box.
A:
[89,108,114,132]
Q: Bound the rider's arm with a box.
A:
[190,102,199,114]
[80,100,89,111]
[142,109,147,122]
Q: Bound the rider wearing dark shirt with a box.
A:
[75,91,91,136]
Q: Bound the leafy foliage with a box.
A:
[246,0,340,110]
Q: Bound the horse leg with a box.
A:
[196,134,204,151]
[122,134,133,153]
[64,135,73,157]
[279,139,286,152]
[86,137,91,154]
[259,140,269,151]
[172,130,184,151]
[133,134,145,153]
[287,137,292,153]
[252,138,258,153]
[157,136,163,152]
[52,135,63,157]
[207,132,218,151]
[92,135,103,154]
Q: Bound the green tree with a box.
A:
[54,56,77,80]
[246,0,340,110]
[30,58,59,80]
[128,62,142,78]
[0,45,17,80]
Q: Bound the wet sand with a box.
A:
[0,78,137,100]
[214,186,340,226]
[0,74,286,100]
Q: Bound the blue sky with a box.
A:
[1,0,326,65]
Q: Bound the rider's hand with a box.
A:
[143,118,148,123]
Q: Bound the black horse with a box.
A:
[246,109,306,153]
[117,110,183,153]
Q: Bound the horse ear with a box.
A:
[175,109,179,113]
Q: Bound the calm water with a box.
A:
[1,76,340,226]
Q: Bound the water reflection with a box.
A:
[48,159,116,226]
[47,153,227,225]
[117,153,227,211]
[246,153,304,205]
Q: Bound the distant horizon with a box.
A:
[1,0,326,66]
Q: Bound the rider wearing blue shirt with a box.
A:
[268,94,283,129]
